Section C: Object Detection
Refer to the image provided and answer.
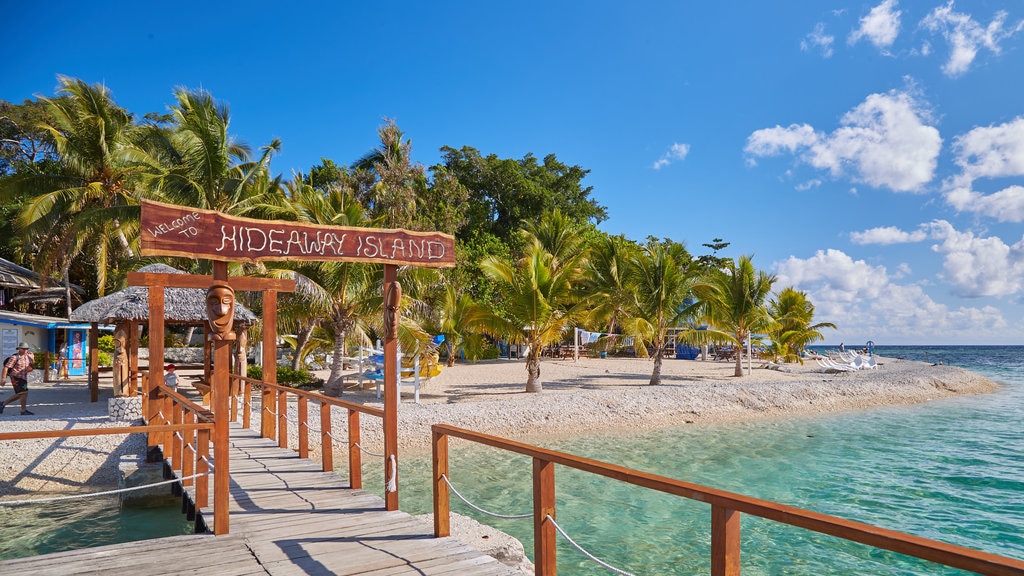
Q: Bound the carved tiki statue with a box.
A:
[206,282,237,341]
[113,325,129,396]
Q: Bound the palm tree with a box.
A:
[480,231,587,392]
[432,284,492,366]
[150,87,282,216]
[620,240,707,385]
[580,233,639,335]
[264,176,381,393]
[702,255,778,377]
[768,287,836,363]
[352,119,425,229]
[1,76,155,297]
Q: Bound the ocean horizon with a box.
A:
[388,345,1024,574]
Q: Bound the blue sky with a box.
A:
[5,1,1024,345]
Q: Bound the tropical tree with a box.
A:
[352,119,424,229]
[480,225,588,392]
[148,87,282,216]
[768,287,836,363]
[264,175,381,393]
[620,239,707,385]
[0,77,156,298]
[581,233,639,335]
[702,255,778,377]
[430,284,494,366]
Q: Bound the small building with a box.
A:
[0,309,96,377]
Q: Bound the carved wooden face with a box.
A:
[206,283,235,336]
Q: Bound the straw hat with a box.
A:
[16,342,30,349]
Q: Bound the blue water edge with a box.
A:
[0,494,193,560]
[380,345,1024,575]
[2,345,1022,574]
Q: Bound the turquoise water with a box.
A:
[0,494,194,559]
[376,345,1024,574]
[3,346,1022,573]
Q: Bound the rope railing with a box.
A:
[0,471,212,507]
[353,442,385,458]
[546,514,636,576]
[440,473,532,520]
[432,424,1024,576]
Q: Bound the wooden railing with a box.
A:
[146,381,218,516]
[230,375,385,490]
[431,424,1024,576]
[0,419,217,528]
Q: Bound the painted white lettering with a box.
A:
[268,229,284,253]
[390,239,406,259]
[427,241,445,259]
[286,230,305,255]
[217,225,239,252]
[245,228,267,252]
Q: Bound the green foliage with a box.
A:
[439,145,608,247]
[97,351,112,367]
[480,346,501,360]
[97,334,115,353]
[246,364,325,389]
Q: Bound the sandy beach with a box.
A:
[0,354,999,496]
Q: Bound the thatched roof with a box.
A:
[12,287,85,307]
[70,264,258,325]
[0,257,85,292]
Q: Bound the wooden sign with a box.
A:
[140,200,455,267]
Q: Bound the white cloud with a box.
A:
[652,143,690,170]
[942,117,1024,222]
[795,179,822,191]
[952,117,1024,181]
[849,0,902,49]
[928,220,1024,297]
[802,23,835,58]
[945,185,1024,222]
[745,90,941,192]
[920,1,1024,77]
[773,248,1010,343]
[850,225,928,245]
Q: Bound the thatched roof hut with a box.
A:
[70,264,258,325]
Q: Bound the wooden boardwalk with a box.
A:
[0,425,519,575]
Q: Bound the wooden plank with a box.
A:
[126,271,296,292]
[140,199,456,267]
[3,422,517,576]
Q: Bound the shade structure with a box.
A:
[70,264,257,325]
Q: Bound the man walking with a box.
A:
[1,342,35,415]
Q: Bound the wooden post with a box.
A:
[127,322,138,396]
[278,388,288,449]
[433,429,450,538]
[242,380,252,430]
[182,411,195,487]
[534,457,557,575]
[147,289,165,458]
[89,322,99,402]
[383,264,399,511]
[171,401,183,473]
[203,339,212,384]
[320,402,333,473]
[711,505,741,576]
[196,427,210,509]
[348,409,361,489]
[298,396,308,458]
[261,290,278,440]
[211,261,231,536]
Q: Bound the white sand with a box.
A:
[0,355,999,495]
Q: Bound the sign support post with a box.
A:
[383,264,400,511]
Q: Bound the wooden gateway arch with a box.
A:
[135,200,456,530]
